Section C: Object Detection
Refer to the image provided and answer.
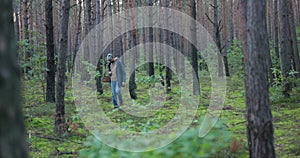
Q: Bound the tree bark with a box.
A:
[72,0,82,72]
[128,0,137,99]
[288,0,300,78]
[0,0,28,156]
[55,0,70,135]
[191,0,200,95]
[162,0,172,93]
[267,1,273,41]
[81,0,92,81]
[148,0,155,77]
[95,0,104,95]
[23,0,31,73]
[229,0,234,45]
[280,0,293,97]
[96,0,101,24]
[13,0,20,45]
[242,0,276,157]
[222,0,230,77]
[85,0,92,36]
[274,0,280,59]
[45,0,56,103]
[207,0,225,77]
[108,0,114,54]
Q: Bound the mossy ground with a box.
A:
[23,71,300,157]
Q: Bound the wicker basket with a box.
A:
[102,76,111,82]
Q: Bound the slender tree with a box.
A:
[85,0,92,36]
[72,0,82,71]
[274,0,279,59]
[148,0,155,77]
[81,0,92,81]
[0,0,28,156]
[222,0,230,77]
[95,0,104,95]
[287,0,300,78]
[55,0,70,135]
[162,0,172,92]
[241,0,276,157]
[45,0,56,102]
[191,0,200,95]
[128,0,137,99]
[179,0,186,79]
[22,0,31,73]
[265,1,275,85]
[13,0,20,45]
[206,0,230,77]
[229,0,234,44]
[280,0,293,97]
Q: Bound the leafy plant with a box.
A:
[18,31,47,100]
[227,40,244,77]
[270,68,300,102]
[80,121,231,158]
[81,61,101,85]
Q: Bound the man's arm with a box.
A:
[119,60,126,83]
[108,62,112,76]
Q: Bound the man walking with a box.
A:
[107,53,126,108]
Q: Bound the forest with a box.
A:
[0,0,300,157]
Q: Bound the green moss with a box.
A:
[23,66,300,157]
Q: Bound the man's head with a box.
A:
[107,53,113,62]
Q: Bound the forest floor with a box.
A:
[23,71,300,158]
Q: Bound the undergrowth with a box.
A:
[23,64,300,158]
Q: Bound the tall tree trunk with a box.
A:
[38,0,44,37]
[45,0,56,103]
[96,0,101,24]
[288,0,300,78]
[13,0,20,45]
[172,0,181,76]
[55,0,70,135]
[241,0,276,157]
[274,0,280,59]
[72,0,82,72]
[148,0,154,77]
[117,0,124,58]
[207,0,224,77]
[108,0,114,55]
[229,0,234,45]
[85,0,92,36]
[222,0,230,77]
[298,0,300,22]
[280,0,293,97]
[82,0,92,81]
[128,0,137,99]
[162,0,172,93]
[95,0,103,95]
[191,0,200,95]
[0,1,28,157]
[179,1,185,79]
[29,0,34,54]
[267,1,273,41]
[211,0,221,49]
[23,0,30,73]
[157,2,166,84]
[19,0,24,42]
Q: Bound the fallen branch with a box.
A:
[24,105,37,108]
[232,121,246,126]
[34,134,83,145]
[51,148,77,156]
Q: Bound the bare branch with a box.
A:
[219,24,224,32]
[220,45,226,53]
[205,13,216,26]
[209,4,215,8]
